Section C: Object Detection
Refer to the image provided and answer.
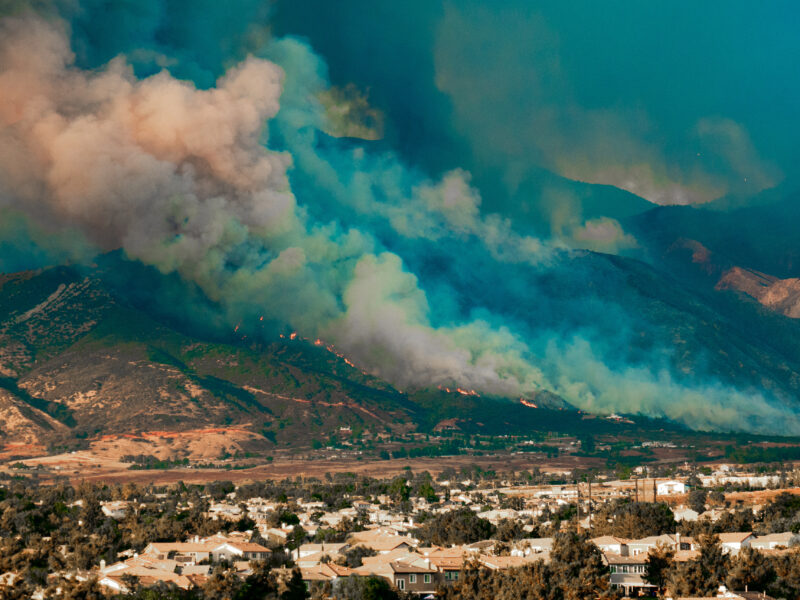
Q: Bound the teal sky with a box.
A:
[273,1,800,208]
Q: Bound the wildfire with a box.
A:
[519,398,538,408]
[456,388,479,397]
[233,324,240,333]
[259,316,264,321]
[284,330,366,373]
[437,386,479,397]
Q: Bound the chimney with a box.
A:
[100,559,106,570]
[675,532,680,552]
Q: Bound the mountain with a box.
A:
[6,196,800,455]
[0,266,415,451]
[0,264,666,457]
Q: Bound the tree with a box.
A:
[388,477,410,503]
[644,543,674,595]
[726,546,775,593]
[281,568,309,600]
[687,489,707,514]
[494,519,524,542]
[414,508,495,546]
[236,560,278,599]
[286,525,307,551]
[203,565,244,600]
[339,545,377,568]
[440,531,616,600]
[592,500,676,539]
[667,534,728,598]
[549,530,615,600]
[770,549,800,599]
[332,575,398,600]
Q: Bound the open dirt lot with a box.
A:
[1,452,608,486]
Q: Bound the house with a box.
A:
[211,542,271,563]
[389,560,439,594]
[717,532,754,555]
[591,536,630,556]
[673,507,700,522]
[750,532,800,549]
[300,562,354,590]
[627,534,692,556]
[101,501,128,520]
[347,529,417,554]
[514,537,554,555]
[142,541,220,564]
[98,556,208,593]
[656,480,686,495]
[422,547,468,584]
[297,542,348,560]
[603,552,655,597]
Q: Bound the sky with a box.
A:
[1,0,799,433]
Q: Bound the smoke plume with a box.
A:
[1,6,799,434]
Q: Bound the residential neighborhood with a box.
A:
[1,461,799,598]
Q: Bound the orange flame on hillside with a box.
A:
[456,388,479,396]
[437,385,479,397]
[519,398,538,408]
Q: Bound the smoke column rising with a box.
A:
[0,6,799,434]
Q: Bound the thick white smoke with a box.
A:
[0,15,548,399]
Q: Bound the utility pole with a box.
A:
[653,478,657,503]
[635,478,639,503]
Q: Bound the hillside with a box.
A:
[2,265,679,458]
[5,242,800,458]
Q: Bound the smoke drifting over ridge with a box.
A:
[1,6,799,434]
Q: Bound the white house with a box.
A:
[656,480,686,495]
[717,532,754,555]
[211,542,271,563]
[750,532,800,549]
[673,507,699,522]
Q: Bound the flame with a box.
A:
[284,331,365,372]
[520,398,538,408]
[456,388,479,397]
[234,324,240,333]
[259,316,264,321]
[438,385,478,396]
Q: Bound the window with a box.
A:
[410,574,417,584]
[424,574,432,584]
[397,579,405,590]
